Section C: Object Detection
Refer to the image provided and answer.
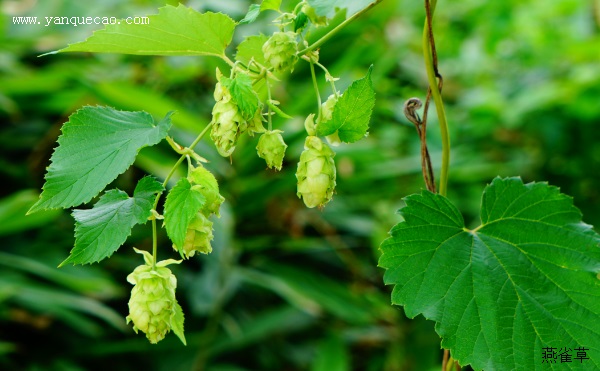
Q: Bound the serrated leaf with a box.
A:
[240,4,261,24]
[28,107,172,213]
[61,177,163,266]
[260,0,282,12]
[307,0,344,17]
[171,302,186,346]
[379,177,600,370]
[307,0,376,17]
[316,66,374,143]
[236,34,269,67]
[164,178,206,252]
[221,73,259,121]
[49,5,235,58]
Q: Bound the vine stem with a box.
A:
[422,0,450,196]
[150,121,214,265]
[298,0,383,56]
[309,61,322,120]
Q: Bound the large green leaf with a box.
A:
[61,176,163,266]
[235,34,269,67]
[29,107,171,213]
[163,178,206,253]
[379,177,600,370]
[316,66,374,143]
[50,5,235,58]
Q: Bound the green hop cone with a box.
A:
[256,130,287,171]
[175,212,214,258]
[188,166,225,217]
[262,31,298,72]
[210,69,247,157]
[296,136,336,208]
[246,108,266,137]
[319,94,341,146]
[126,248,186,345]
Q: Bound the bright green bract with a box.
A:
[62,177,163,266]
[29,106,172,213]
[379,177,600,370]
[221,73,259,121]
[316,66,374,143]
[50,5,235,58]
[163,178,206,255]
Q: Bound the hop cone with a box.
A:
[176,212,214,258]
[256,130,287,171]
[126,248,185,345]
[210,69,247,157]
[263,31,298,72]
[188,166,225,217]
[296,136,336,208]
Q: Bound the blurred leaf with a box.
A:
[260,0,282,12]
[236,34,269,66]
[0,190,61,236]
[29,107,172,213]
[239,4,261,24]
[312,334,349,371]
[0,252,122,298]
[51,5,236,58]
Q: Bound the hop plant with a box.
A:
[126,248,185,345]
[256,130,287,171]
[210,69,246,157]
[263,31,298,72]
[296,136,337,208]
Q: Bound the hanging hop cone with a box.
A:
[178,212,214,258]
[126,248,184,344]
[319,94,342,146]
[263,31,298,72]
[210,69,247,157]
[188,166,225,218]
[296,136,336,208]
[246,108,266,137]
[256,130,287,171]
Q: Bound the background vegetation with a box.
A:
[1,0,599,370]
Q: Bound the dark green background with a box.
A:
[1,0,599,370]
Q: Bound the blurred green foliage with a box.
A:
[1,0,598,370]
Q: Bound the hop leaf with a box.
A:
[296,136,336,208]
[126,248,185,345]
[302,4,328,26]
[257,130,287,171]
[262,31,298,72]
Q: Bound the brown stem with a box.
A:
[403,98,436,192]
[442,349,449,371]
